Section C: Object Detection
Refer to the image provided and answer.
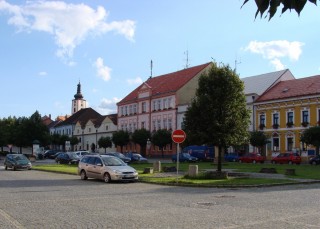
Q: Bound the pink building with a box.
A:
[117,62,212,157]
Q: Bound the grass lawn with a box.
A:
[33,161,320,187]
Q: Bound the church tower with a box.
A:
[72,81,87,115]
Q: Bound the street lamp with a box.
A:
[146,138,151,157]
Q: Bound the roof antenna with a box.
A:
[184,50,190,69]
[234,57,241,72]
[150,60,153,79]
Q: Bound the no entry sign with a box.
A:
[171,129,186,144]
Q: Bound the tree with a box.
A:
[249,131,270,156]
[59,135,70,151]
[152,129,172,158]
[70,136,79,151]
[242,0,317,20]
[131,129,151,157]
[98,136,112,153]
[183,62,250,172]
[300,126,320,155]
[112,130,130,153]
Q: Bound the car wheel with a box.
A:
[232,159,236,162]
[103,173,111,183]
[239,159,242,163]
[272,161,275,164]
[288,161,293,165]
[68,161,72,165]
[80,170,88,180]
[252,160,256,164]
[312,161,317,165]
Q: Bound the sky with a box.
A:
[1,0,320,119]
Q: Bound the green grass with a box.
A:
[33,161,320,187]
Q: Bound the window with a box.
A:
[129,105,132,115]
[168,98,172,108]
[273,113,279,125]
[168,118,172,130]
[153,120,156,131]
[106,125,108,131]
[125,106,128,115]
[88,128,91,133]
[287,137,293,151]
[121,107,124,116]
[302,110,309,123]
[157,100,161,110]
[142,102,146,113]
[273,138,279,151]
[287,112,293,123]
[153,101,156,111]
[133,104,137,114]
[141,121,145,129]
[259,114,265,125]
[157,119,161,130]
[163,118,167,129]
[163,98,168,109]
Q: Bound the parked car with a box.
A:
[55,152,80,164]
[182,145,215,161]
[309,155,320,165]
[74,151,90,158]
[4,154,32,170]
[78,154,138,183]
[125,152,148,163]
[104,152,131,163]
[238,153,265,164]
[271,152,301,165]
[224,153,240,162]
[44,150,59,159]
[172,153,198,162]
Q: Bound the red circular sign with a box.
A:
[172,129,186,143]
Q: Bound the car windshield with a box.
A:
[182,153,190,157]
[13,155,28,161]
[102,157,126,166]
[133,154,142,158]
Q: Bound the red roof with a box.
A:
[118,62,212,105]
[256,75,320,102]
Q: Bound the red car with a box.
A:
[271,152,301,165]
[238,153,266,164]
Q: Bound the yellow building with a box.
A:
[254,75,320,160]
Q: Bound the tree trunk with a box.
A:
[217,145,222,172]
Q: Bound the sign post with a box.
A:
[171,129,186,178]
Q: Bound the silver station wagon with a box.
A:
[78,154,138,183]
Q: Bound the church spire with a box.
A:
[74,81,83,99]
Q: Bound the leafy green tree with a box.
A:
[183,62,250,172]
[300,126,320,155]
[131,128,151,157]
[249,131,270,156]
[152,129,172,158]
[242,0,317,20]
[50,133,61,150]
[112,130,130,153]
[59,135,70,151]
[98,136,112,153]
[70,136,79,151]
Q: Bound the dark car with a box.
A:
[4,154,32,170]
[44,150,59,159]
[224,153,240,162]
[126,153,148,163]
[271,152,301,165]
[55,152,80,164]
[172,153,198,162]
[309,155,320,165]
[238,153,265,164]
[105,152,131,163]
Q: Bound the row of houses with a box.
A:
[47,62,320,159]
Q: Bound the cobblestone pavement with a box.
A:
[1,166,320,229]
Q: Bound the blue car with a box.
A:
[172,153,198,162]
[224,153,240,162]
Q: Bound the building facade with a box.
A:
[254,75,320,160]
[117,62,212,157]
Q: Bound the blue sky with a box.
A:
[1,0,320,119]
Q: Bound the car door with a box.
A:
[91,157,104,179]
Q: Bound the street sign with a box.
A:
[172,129,186,144]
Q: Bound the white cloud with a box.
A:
[96,97,121,115]
[0,1,136,60]
[127,77,143,85]
[38,71,47,76]
[244,40,304,70]
[94,57,111,81]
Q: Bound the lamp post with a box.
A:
[146,138,151,157]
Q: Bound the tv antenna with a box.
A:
[184,50,190,69]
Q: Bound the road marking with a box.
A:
[0,208,25,229]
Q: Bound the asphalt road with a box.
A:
[0,166,320,229]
